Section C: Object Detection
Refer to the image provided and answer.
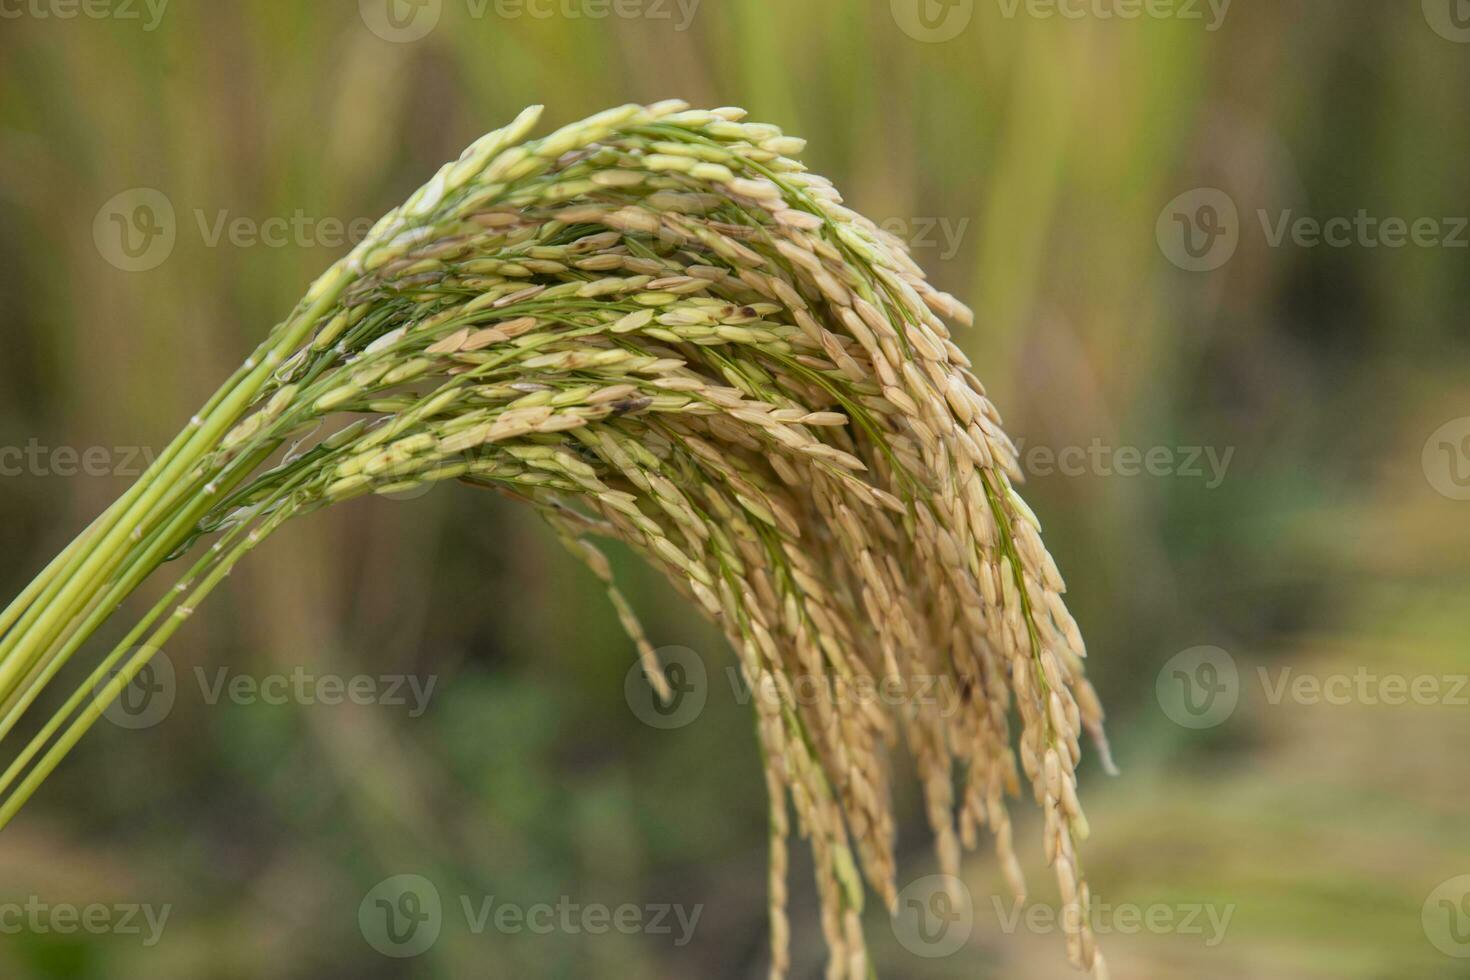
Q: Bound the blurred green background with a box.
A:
[2,1,1469,977]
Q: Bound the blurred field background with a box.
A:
[2,1,1469,977]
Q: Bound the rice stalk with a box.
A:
[0,101,1114,977]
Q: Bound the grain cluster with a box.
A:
[0,102,1112,977]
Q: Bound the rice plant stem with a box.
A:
[0,492,298,825]
[0,275,349,706]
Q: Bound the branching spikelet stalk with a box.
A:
[0,102,1114,976]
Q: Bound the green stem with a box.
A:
[0,272,349,706]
